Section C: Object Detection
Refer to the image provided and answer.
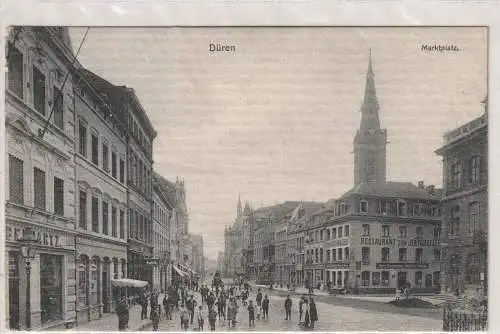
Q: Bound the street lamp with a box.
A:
[17,227,39,330]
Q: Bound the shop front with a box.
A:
[6,221,77,330]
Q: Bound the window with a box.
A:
[91,196,99,232]
[54,177,64,216]
[413,204,422,216]
[34,167,46,210]
[361,271,370,286]
[112,206,117,237]
[398,248,407,262]
[90,258,99,305]
[451,162,462,189]
[360,200,368,213]
[79,191,87,229]
[344,247,349,260]
[9,155,24,205]
[362,247,370,264]
[415,271,423,286]
[397,200,407,216]
[381,247,390,262]
[119,158,125,183]
[332,228,337,239]
[326,250,331,263]
[382,225,390,237]
[33,66,46,115]
[468,202,479,233]
[340,203,348,215]
[320,248,324,263]
[433,226,441,239]
[78,255,88,307]
[332,249,336,262]
[415,248,424,262]
[40,254,63,323]
[469,156,480,185]
[338,226,343,237]
[433,248,441,261]
[315,249,318,263]
[416,226,424,239]
[79,121,87,156]
[433,271,441,287]
[399,226,407,238]
[140,214,144,240]
[53,87,64,129]
[372,272,381,286]
[91,133,99,165]
[320,230,324,241]
[102,142,109,172]
[450,206,460,236]
[102,201,109,235]
[338,248,343,261]
[326,229,331,240]
[315,231,319,242]
[382,271,390,286]
[7,47,24,98]
[112,151,117,178]
[362,224,370,236]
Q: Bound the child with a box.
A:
[197,305,204,331]
[247,300,255,327]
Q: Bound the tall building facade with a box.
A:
[435,105,488,295]
[5,27,78,330]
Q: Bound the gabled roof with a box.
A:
[153,172,177,207]
[339,181,442,201]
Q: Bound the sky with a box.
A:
[69,27,487,260]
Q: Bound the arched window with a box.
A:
[78,255,89,307]
[121,259,126,278]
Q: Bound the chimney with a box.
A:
[426,185,435,194]
[418,181,425,189]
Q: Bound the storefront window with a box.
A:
[40,254,63,324]
[381,271,390,286]
[415,271,423,286]
[361,271,370,286]
[372,272,380,285]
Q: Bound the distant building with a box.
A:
[435,103,488,295]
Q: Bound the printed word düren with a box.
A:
[209,43,236,53]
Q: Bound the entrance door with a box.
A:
[8,252,20,329]
[102,270,109,313]
[397,272,407,289]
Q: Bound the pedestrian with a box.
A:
[151,306,160,331]
[284,294,292,321]
[208,306,217,331]
[256,288,263,312]
[116,296,129,331]
[303,299,310,328]
[186,295,197,325]
[227,297,238,328]
[262,294,269,319]
[196,305,205,331]
[140,291,149,320]
[180,304,190,331]
[298,295,305,323]
[309,296,318,329]
[163,294,170,320]
[247,300,255,327]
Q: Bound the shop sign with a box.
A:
[330,238,349,247]
[326,262,350,269]
[361,237,439,247]
[375,262,429,270]
[7,225,64,248]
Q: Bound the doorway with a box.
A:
[102,265,109,313]
[8,252,20,329]
[397,272,407,289]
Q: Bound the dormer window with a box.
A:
[397,200,407,216]
[360,200,368,214]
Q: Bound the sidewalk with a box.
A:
[254,284,330,296]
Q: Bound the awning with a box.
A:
[111,278,148,288]
[173,265,187,277]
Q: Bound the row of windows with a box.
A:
[129,151,151,197]
[78,120,126,184]
[448,202,482,236]
[361,224,441,239]
[306,247,350,263]
[78,190,125,239]
[128,115,151,157]
[153,201,171,229]
[128,208,152,244]
[9,155,65,215]
[338,200,441,218]
[359,271,440,287]
[8,48,64,130]
[449,156,484,191]
[307,225,350,243]
[360,246,440,263]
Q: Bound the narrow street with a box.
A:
[141,290,442,331]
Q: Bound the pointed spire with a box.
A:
[360,49,381,132]
[237,194,242,217]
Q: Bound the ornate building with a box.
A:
[5,27,79,330]
[435,102,488,295]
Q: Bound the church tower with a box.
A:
[237,194,242,217]
[353,51,387,185]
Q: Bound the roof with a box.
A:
[153,172,177,206]
[339,181,442,201]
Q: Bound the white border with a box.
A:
[1,1,499,333]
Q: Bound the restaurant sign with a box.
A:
[361,237,439,247]
[325,262,350,269]
[376,262,429,270]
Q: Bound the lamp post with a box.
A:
[17,227,39,330]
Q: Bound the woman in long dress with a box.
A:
[303,299,310,328]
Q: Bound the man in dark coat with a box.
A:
[262,295,270,319]
[117,297,130,331]
[186,295,197,325]
[140,292,149,320]
[284,295,292,320]
[309,296,318,329]
[256,289,263,311]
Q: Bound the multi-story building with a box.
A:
[5,27,78,330]
[322,53,442,293]
[82,70,157,287]
[274,216,289,286]
[190,234,205,280]
[73,68,129,322]
[152,173,175,291]
[435,104,488,295]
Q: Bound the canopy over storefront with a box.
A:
[111,278,149,288]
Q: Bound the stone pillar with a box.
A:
[30,253,42,329]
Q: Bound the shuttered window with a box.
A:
[112,206,117,237]
[33,167,46,210]
[9,155,24,205]
[79,191,87,229]
[120,210,125,239]
[7,47,24,99]
[53,87,64,129]
[92,197,99,232]
[33,66,46,115]
[54,177,64,216]
[102,201,109,235]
